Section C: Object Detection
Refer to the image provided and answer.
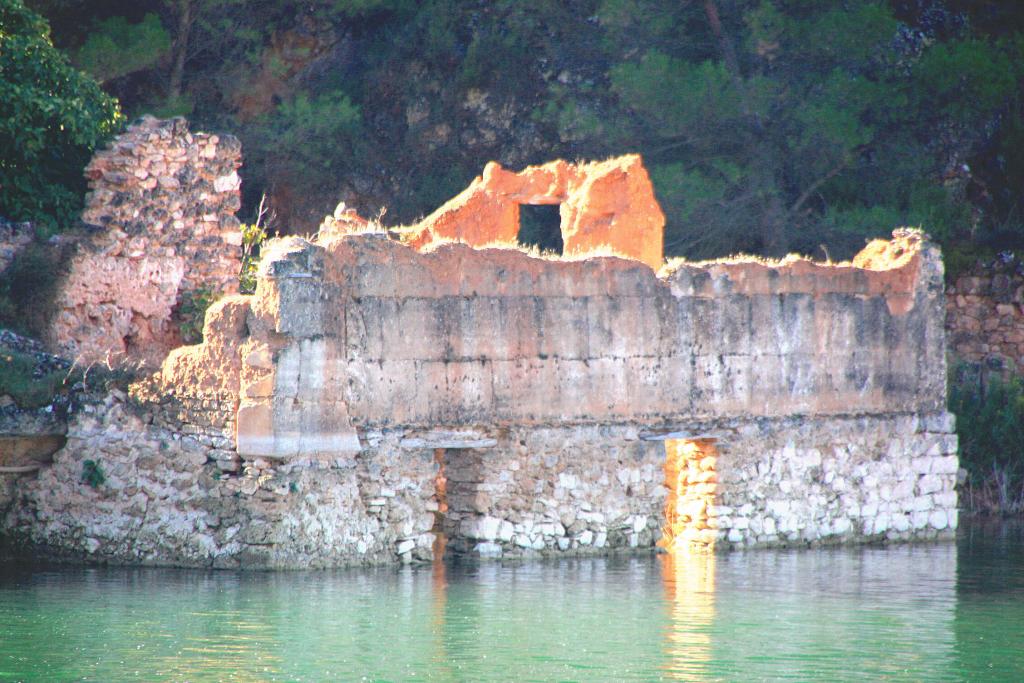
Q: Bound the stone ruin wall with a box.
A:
[946,256,1024,374]
[0,150,960,568]
[404,155,665,270]
[47,116,243,368]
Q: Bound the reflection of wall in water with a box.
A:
[439,558,667,679]
[700,544,957,680]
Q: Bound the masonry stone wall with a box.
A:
[1,405,957,566]
[0,152,960,567]
[218,227,946,459]
[47,116,243,367]
[946,256,1024,373]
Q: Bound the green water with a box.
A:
[1,521,1022,682]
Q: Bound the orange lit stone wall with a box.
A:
[405,155,664,270]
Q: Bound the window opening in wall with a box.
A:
[517,204,563,255]
[660,438,719,551]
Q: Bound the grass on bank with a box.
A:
[0,349,71,409]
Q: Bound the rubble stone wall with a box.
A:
[1,400,956,567]
[0,148,960,567]
[47,116,243,367]
[946,258,1024,372]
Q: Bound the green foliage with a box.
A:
[0,0,124,230]
[75,13,170,83]
[611,53,747,139]
[177,287,216,344]
[949,364,1024,514]
[81,459,106,489]
[23,0,1024,269]
[239,216,268,294]
[604,1,1024,260]
[914,39,1017,124]
[0,347,70,409]
[271,91,362,162]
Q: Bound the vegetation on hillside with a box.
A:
[950,364,1024,515]
[0,0,123,232]
[11,0,1023,269]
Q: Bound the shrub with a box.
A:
[949,362,1024,514]
[0,0,124,231]
[239,196,269,294]
[81,459,105,489]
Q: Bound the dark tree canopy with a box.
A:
[17,0,1024,269]
[1,0,124,231]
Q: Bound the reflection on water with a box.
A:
[2,522,1023,681]
[660,548,716,681]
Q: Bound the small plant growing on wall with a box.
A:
[81,459,106,489]
[239,194,270,294]
[178,286,216,344]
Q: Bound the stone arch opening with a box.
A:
[517,204,563,255]
[661,438,719,551]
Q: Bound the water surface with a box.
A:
[2,521,1023,681]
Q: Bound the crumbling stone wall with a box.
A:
[220,227,946,460]
[946,256,1024,372]
[2,391,440,568]
[1,154,960,567]
[47,116,243,367]
[405,155,665,269]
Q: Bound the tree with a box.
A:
[0,0,123,231]
[607,0,1024,260]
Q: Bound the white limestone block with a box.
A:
[911,495,933,512]
[911,457,933,474]
[918,474,943,495]
[475,542,502,557]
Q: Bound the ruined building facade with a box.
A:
[0,122,958,567]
